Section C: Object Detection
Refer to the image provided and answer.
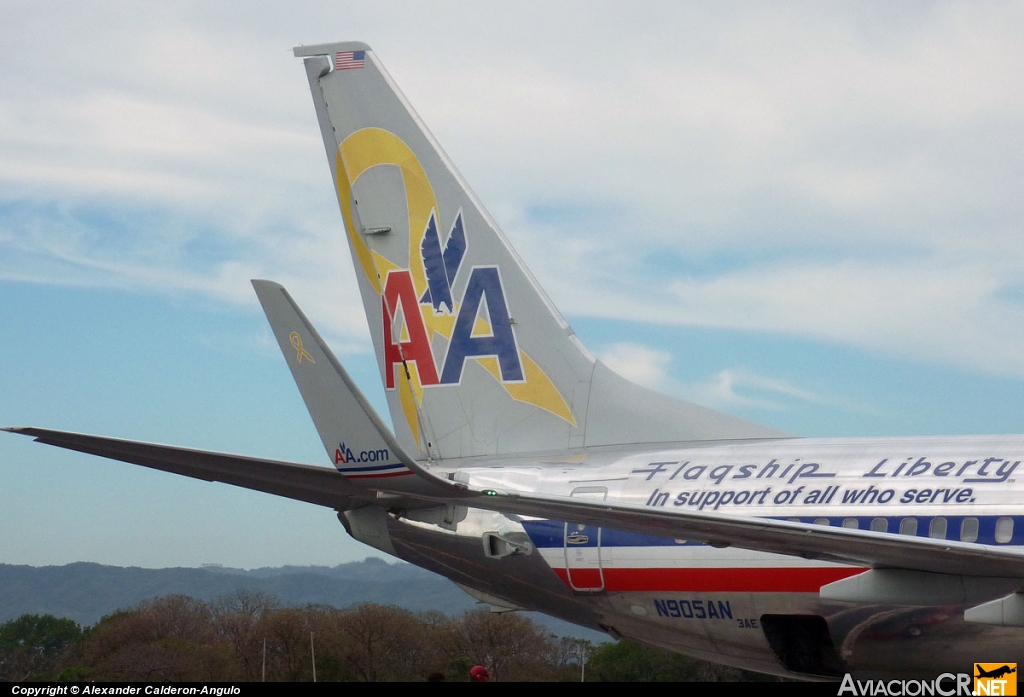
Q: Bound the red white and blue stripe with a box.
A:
[523,519,863,593]
[337,462,411,479]
[335,51,366,71]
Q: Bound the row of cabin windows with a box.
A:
[792,516,1015,544]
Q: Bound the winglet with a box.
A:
[292,41,371,58]
[252,280,459,497]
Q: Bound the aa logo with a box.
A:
[975,663,1017,696]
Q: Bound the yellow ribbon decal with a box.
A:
[290,332,315,364]
[337,128,437,297]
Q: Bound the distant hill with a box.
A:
[0,558,473,624]
[0,559,605,641]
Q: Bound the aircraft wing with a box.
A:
[10,424,1024,581]
[470,487,1024,580]
[3,427,366,509]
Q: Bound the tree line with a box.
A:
[0,592,777,681]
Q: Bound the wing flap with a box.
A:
[4,427,365,509]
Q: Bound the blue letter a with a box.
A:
[440,267,524,384]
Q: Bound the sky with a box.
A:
[2,1,1024,569]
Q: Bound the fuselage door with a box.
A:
[564,486,607,592]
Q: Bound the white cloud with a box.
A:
[552,256,1024,378]
[1,1,1023,374]
[596,343,676,391]
[597,342,835,414]
[685,368,828,412]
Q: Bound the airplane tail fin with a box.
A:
[293,41,788,460]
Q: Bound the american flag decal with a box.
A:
[335,51,366,71]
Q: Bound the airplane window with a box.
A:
[870,518,888,533]
[995,517,1014,544]
[929,518,947,539]
[899,518,918,536]
[842,518,859,529]
[814,518,830,526]
[960,517,979,543]
[788,518,801,523]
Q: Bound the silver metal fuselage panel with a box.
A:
[367,433,1024,678]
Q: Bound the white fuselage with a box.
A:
[375,435,1024,678]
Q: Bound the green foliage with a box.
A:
[0,613,82,654]
[56,665,93,682]
[586,639,779,682]
[0,614,82,681]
